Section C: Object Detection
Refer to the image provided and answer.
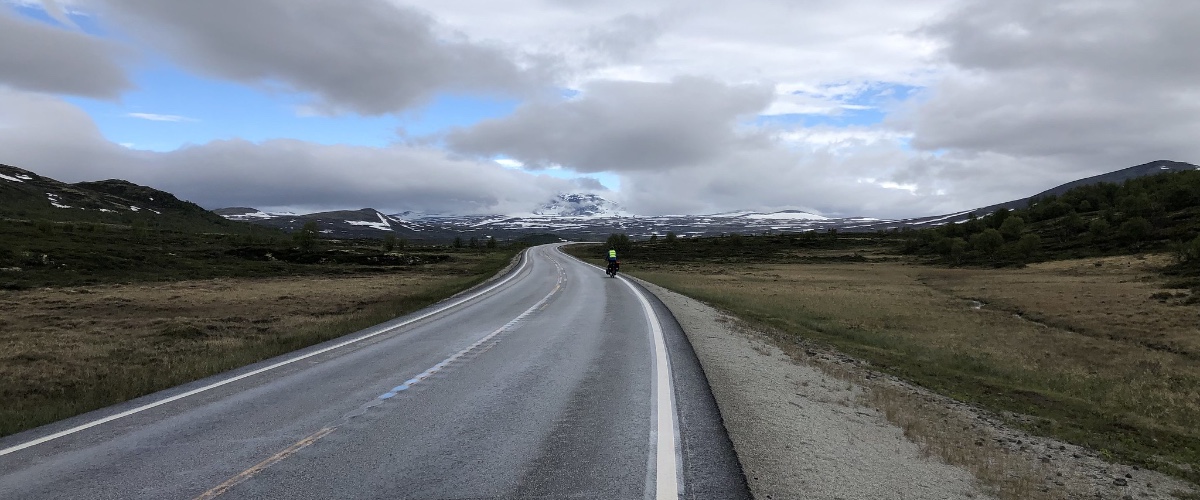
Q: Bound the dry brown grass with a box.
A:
[0,252,512,437]
[632,254,1200,486]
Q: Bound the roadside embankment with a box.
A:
[639,280,1197,500]
[641,280,987,500]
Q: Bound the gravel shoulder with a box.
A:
[643,280,987,500]
[640,280,1198,500]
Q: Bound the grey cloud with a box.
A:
[154,140,571,214]
[927,0,1200,90]
[0,8,131,98]
[572,177,609,192]
[99,0,540,115]
[445,77,774,172]
[910,0,1200,168]
[613,142,953,219]
[586,14,662,62]
[0,89,570,214]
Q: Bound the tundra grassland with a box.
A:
[0,249,516,438]
[567,241,1200,486]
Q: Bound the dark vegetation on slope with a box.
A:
[586,169,1200,290]
[0,164,521,289]
[899,169,1200,267]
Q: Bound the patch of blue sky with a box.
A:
[541,169,620,192]
[64,67,390,150]
[10,2,107,35]
[397,94,520,137]
[757,107,887,128]
[756,82,920,128]
[65,64,520,151]
[495,158,620,192]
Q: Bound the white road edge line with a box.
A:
[621,276,683,500]
[555,245,682,499]
[0,249,533,457]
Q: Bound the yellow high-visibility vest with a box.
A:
[608,250,617,259]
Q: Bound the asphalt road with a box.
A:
[0,244,750,499]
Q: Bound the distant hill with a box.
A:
[13,158,1182,242]
[216,194,864,241]
[213,161,1200,241]
[899,160,1200,229]
[0,163,232,231]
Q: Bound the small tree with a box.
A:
[1088,219,1110,239]
[999,216,1025,241]
[469,236,479,248]
[1014,233,1041,260]
[383,233,397,252]
[948,238,968,264]
[987,208,1011,229]
[1064,211,1086,235]
[649,234,659,243]
[294,221,319,252]
[605,233,632,254]
[1118,217,1153,244]
[453,236,464,248]
[665,231,677,243]
[486,236,497,249]
[970,228,1004,259]
[1172,235,1200,265]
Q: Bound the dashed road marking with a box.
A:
[191,255,568,499]
[0,249,533,458]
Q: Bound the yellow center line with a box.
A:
[192,426,336,500]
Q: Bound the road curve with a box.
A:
[0,244,749,499]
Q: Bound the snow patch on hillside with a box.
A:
[745,211,829,221]
[46,193,71,208]
[346,211,393,231]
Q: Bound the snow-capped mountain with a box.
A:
[211,160,1200,242]
[529,193,631,218]
[212,194,880,241]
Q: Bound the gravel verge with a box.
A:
[638,280,1198,500]
[641,280,987,500]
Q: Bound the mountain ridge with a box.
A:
[6,159,1197,242]
[0,163,232,230]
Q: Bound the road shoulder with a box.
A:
[640,280,987,500]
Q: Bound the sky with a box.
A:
[1,0,1197,218]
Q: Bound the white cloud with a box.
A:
[0,6,131,98]
[94,0,547,115]
[126,113,195,122]
[447,77,773,173]
[0,88,573,214]
[494,158,524,169]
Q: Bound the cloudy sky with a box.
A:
[1,0,1196,217]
